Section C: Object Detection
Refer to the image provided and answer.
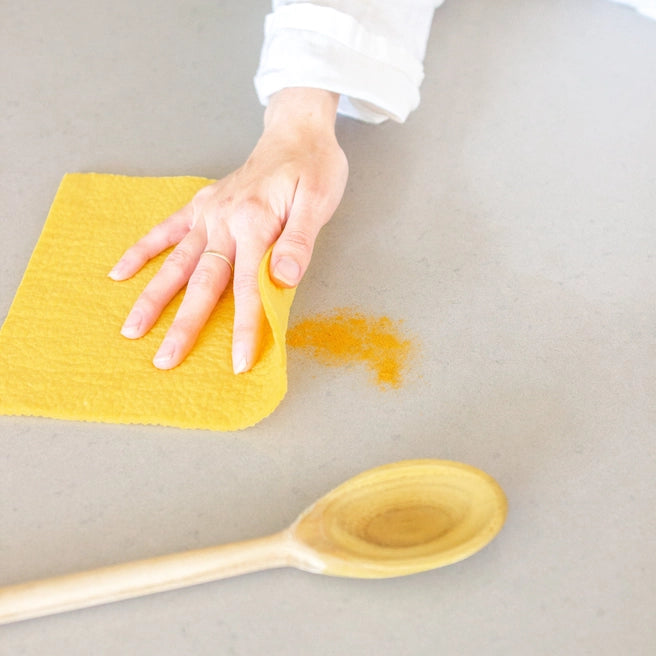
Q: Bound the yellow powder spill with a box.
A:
[287,308,415,389]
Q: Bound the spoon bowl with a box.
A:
[291,459,507,578]
[0,459,507,624]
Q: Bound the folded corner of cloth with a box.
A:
[0,173,296,431]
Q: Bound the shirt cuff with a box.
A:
[253,3,428,124]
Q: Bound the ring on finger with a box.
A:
[201,250,234,275]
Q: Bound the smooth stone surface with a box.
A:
[2,1,655,654]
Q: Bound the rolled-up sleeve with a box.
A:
[254,0,444,124]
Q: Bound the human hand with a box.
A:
[109,88,348,373]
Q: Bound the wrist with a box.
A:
[264,87,339,133]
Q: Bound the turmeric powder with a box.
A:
[287,308,415,389]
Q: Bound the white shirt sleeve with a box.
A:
[253,0,445,124]
[610,0,656,19]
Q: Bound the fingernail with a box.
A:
[153,340,176,369]
[232,348,249,375]
[273,256,301,286]
[120,310,143,338]
[108,261,126,281]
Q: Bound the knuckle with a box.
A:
[301,174,334,204]
[188,264,216,290]
[236,196,266,218]
[231,271,260,298]
[164,245,194,270]
[301,178,325,198]
[235,202,275,233]
[205,194,233,215]
[282,229,313,254]
[190,185,231,225]
[191,185,214,206]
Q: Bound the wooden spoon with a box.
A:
[0,459,507,624]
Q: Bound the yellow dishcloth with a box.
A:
[0,173,295,430]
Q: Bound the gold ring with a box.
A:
[201,250,234,274]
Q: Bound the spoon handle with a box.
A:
[0,530,293,625]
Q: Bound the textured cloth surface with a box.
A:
[0,173,295,430]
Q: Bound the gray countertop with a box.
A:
[2,1,655,654]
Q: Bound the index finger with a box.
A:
[231,235,273,374]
